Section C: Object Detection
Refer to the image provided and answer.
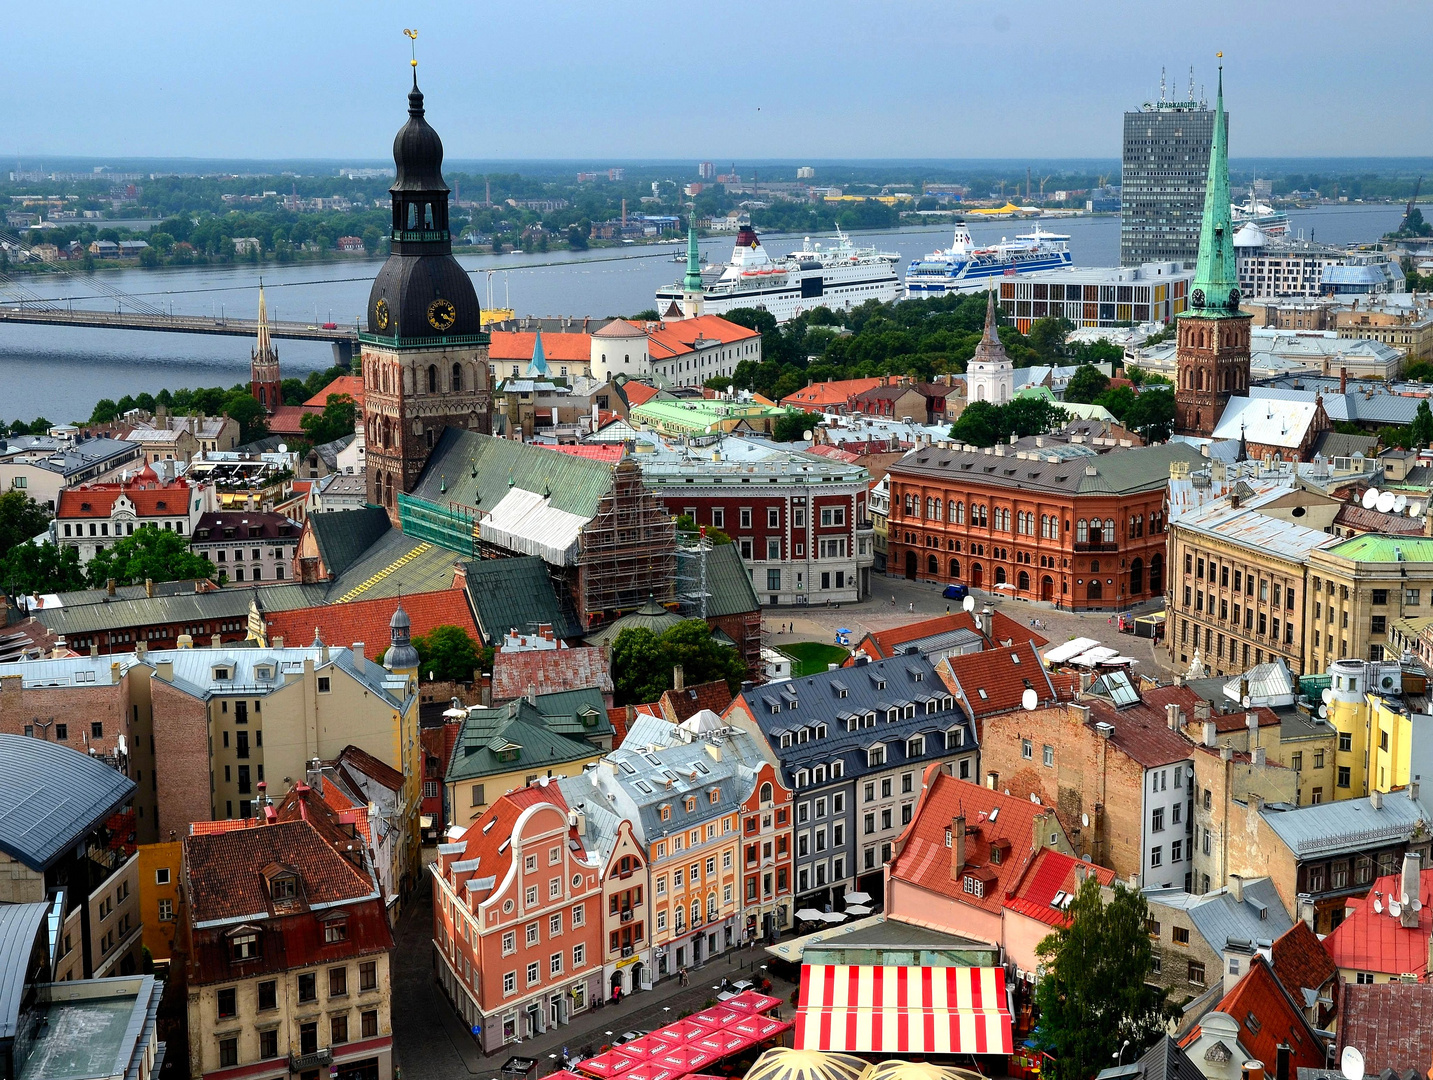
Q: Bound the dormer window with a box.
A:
[214,667,231,681]
[684,796,697,812]
[963,875,985,898]
[256,666,272,680]
[269,874,296,901]
[323,918,348,944]
[780,734,793,748]
[230,931,260,962]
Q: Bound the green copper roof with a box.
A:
[527,329,550,376]
[683,218,703,292]
[1185,64,1241,319]
[1322,535,1433,564]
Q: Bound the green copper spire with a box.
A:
[1187,60,1241,317]
[683,216,703,293]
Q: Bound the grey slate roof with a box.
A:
[697,543,761,618]
[1097,1036,1206,1080]
[410,429,613,520]
[308,507,392,578]
[462,557,584,644]
[1146,877,1293,953]
[735,654,975,789]
[0,734,136,870]
[30,584,326,636]
[321,527,459,600]
[889,440,1204,497]
[0,902,50,1041]
[1261,792,1432,859]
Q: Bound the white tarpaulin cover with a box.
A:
[479,487,588,565]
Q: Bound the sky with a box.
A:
[6,0,1429,162]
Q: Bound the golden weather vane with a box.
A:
[404,28,418,69]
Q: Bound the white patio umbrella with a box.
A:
[843,891,872,905]
[795,908,825,922]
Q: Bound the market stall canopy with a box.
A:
[844,904,872,916]
[842,891,872,905]
[1040,637,1100,665]
[794,964,1013,1056]
[744,1048,870,1080]
[818,911,848,923]
[577,1052,643,1078]
[726,989,784,1014]
[795,908,826,921]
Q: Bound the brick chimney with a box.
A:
[1340,366,1348,395]
[950,815,966,879]
[674,664,685,692]
[1401,852,1422,929]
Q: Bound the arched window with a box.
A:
[1104,519,1116,543]
[1076,519,1089,543]
[406,202,418,229]
[1149,553,1164,594]
[452,362,463,391]
[424,203,434,228]
[948,500,958,521]
[928,554,938,575]
[1018,570,1030,591]
[427,365,438,394]
[1130,557,1145,594]
[759,782,773,804]
[995,566,1006,585]
[955,502,965,525]
[1087,579,1103,601]
[950,558,960,579]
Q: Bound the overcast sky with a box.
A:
[7,0,1428,162]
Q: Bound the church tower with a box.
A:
[966,287,1013,405]
[681,215,704,319]
[1174,62,1250,439]
[362,62,492,523]
[250,284,282,413]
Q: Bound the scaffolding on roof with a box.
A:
[576,458,677,628]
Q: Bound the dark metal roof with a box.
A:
[0,901,49,1041]
[0,735,135,870]
[308,507,392,579]
[462,556,583,643]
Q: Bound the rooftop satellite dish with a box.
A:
[1377,491,1397,513]
[1374,897,1383,913]
[1081,813,1090,828]
[277,442,288,454]
[1362,488,1380,509]
[1322,688,1334,705]
[1022,688,1038,711]
[962,595,976,613]
[1342,1046,1365,1080]
[1390,900,1403,919]
[1318,705,1327,718]
[1395,494,1409,513]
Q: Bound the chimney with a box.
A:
[1221,744,1234,762]
[1340,366,1348,395]
[1401,852,1421,928]
[1371,788,1383,809]
[144,577,154,598]
[272,635,283,649]
[1078,671,1093,696]
[526,682,537,705]
[1242,1062,1265,1080]
[673,664,685,692]
[135,640,147,658]
[950,815,967,878]
[1229,873,1244,903]
[106,578,116,597]
[1203,720,1218,747]
[1253,746,1266,767]
[1275,1045,1291,1080]
[1412,779,1422,802]
[156,659,173,681]
[211,633,221,648]
[1166,703,1182,731]
[352,642,365,672]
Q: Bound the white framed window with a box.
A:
[549,913,562,936]
[573,943,586,968]
[572,903,584,926]
[503,971,516,995]
[502,931,516,955]
[550,952,563,976]
[527,962,540,986]
[526,922,539,946]
[525,885,538,906]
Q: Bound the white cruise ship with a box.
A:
[904,222,1073,297]
[1231,193,1289,236]
[655,225,901,322]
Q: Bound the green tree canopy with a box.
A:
[1064,364,1111,404]
[1122,389,1177,443]
[413,624,490,682]
[2,541,87,595]
[1034,878,1176,1080]
[1026,316,1073,364]
[949,396,1068,448]
[611,619,746,706]
[1412,400,1433,450]
[87,527,215,587]
[300,393,358,446]
[0,490,52,561]
[772,409,821,442]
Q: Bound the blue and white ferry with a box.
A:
[904,221,1073,297]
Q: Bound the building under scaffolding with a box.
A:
[401,430,676,632]
[677,535,765,679]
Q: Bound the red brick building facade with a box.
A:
[885,441,1202,610]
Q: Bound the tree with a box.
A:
[772,409,820,442]
[1122,389,1176,443]
[1034,878,1176,1080]
[1064,364,1111,404]
[1026,316,1073,364]
[86,528,215,587]
[300,393,358,446]
[566,225,588,251]
[949,400,1001,448]
[675,515,732,546]
[611,620,746,706]
[1,541,87,595]
[1094,385,1137,422]
[413,624,488,682]
[220,391,269,442]
[1412,400,1433,450]
[0,490,52,560]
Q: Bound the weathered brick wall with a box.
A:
[150,678,213,836]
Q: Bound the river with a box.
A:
[0,203,1406,424]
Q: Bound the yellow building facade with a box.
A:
[1324,658,1419,797]
[137,841,182,966]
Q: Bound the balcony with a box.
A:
[1073,540,1119,553]
[291,1049,333,1072]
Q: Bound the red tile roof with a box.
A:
[1003,848,1116,927]
[1181,956,1324,1074]
[266,404,321,436]
[889,766,1063,917]
[437,786,569,910]
[1324,867,1433,977]
[56,477,194,519]
[621,382,661,408]
[336,744,404,793]
[543,444,624,463]
[184,818,377,923]
[1336,982,1433,1078]
[849,612,1048,663]
[490,331,594,363]
[1086,684,1204,768]
[644,315,758,359]
[303,374,365,409]
[1270,920,1338,1022]
[491,646,612,701]
[938,640,1060,721]
[781,378,884,412]
[659,680,734,724]
[264,589,476,655]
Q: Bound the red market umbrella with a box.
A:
[691,1029,752,1058]
[576,1052,641,1079]
[623,1064,683,1080]
[688,1005,742,1031]
[649,1020,709,1043]
[619,1036,674,1060]
[727,1015,790,1042]
[652,1044,722,1073]
[724,990,783,1015]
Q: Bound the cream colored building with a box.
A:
[1304,536,1433,673]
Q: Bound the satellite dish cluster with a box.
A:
[1361,487,1417,516]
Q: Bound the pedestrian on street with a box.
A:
[908,602,914,612]
[891,595,896,607]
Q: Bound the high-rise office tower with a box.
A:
[1121,68,1223,268]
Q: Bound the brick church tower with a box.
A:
[361,63,492,523]
[1174,63,1251,439]
[250,284,282,412]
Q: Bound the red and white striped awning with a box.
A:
[795,965,1013,1056]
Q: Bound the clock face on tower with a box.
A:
[427,298,457,331]
[374,298,390,330]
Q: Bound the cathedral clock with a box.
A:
[427,298,457,331]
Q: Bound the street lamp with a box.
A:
[1113,1040,1131,1066]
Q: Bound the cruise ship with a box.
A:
[903,222,1073,297]
[654,226,901,322]
[1232,193,1289,236]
